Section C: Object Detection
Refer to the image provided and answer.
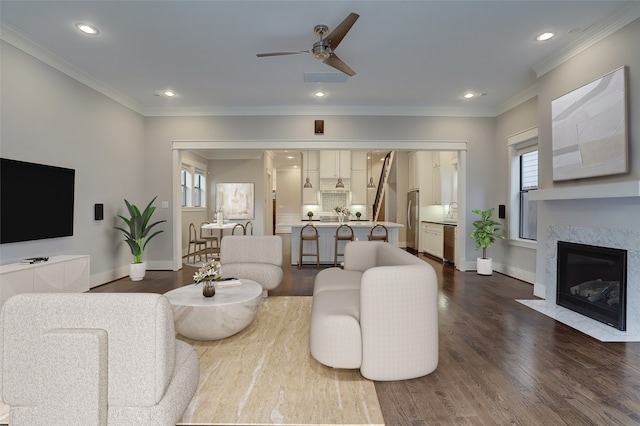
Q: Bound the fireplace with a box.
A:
[556,241,627,331]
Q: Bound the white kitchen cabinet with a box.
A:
[420,222,429,253]
[429,152,454,206]
[320,151,351,179]
[351,151,367,171]
[350,169,367,204]
[432,162,442,205]
[409,151,419,190]
[0,255,90,307]
[422,223,444,259]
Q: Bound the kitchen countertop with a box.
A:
[287,221,404,228]
[422,220,457,226]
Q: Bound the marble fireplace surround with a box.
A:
[518,225,640,342]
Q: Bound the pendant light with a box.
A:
[367,151,376,189]
[303,151,312,188]
[335,151,345,188]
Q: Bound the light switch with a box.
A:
[161,201,169,209]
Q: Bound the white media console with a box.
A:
[0,255,90,307]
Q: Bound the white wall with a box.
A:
[0,41,146,286]
[8,16,637,287]
[491,97,539,282]
[275,169,302,226]
[534,18,640,297]
[208,157,266,235]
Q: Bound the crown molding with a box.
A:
[533,2,640,77]
[1,21,145,115]
[143,104,498,118]
[494,83,538,117]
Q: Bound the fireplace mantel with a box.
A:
[530,180,640,201]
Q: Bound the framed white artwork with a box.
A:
[551,66,628,181]
[216,183,254,219]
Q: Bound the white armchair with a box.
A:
[220,235,283,294]
[0,293,199,426]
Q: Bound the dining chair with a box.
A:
[187,223,208,263]
[244,221,253,235]
[232,223,245,235]
[200,221,220,259]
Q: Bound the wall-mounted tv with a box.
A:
[1,158,75,244]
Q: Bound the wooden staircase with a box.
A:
[371,151,394,222]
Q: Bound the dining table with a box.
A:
[201,222,239,243]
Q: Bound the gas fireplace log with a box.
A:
[570,279,604,297]
[569,279,620,304]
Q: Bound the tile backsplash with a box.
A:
[321,192,349,211]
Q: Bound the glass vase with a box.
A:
[202,281,216,297]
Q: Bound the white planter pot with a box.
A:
[130,262,146,281]
[476,257,493,276]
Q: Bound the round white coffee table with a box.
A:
[164,280,263,341]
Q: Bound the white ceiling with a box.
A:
[2,1,639,169]
[2,0,639,119]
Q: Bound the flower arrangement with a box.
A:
[193,259,222,284]
[334,206,351,216]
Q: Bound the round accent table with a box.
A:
[164,280,263,341]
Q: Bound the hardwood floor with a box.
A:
[91,237,640,425]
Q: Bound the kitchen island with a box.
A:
[288,221,403,266]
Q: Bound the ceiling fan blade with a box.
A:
[256,51,309,57]
[325,12,359,50]
[323,54,356,76]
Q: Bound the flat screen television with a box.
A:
[1,158,75,244]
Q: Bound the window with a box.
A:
[519,149,538,240]
[508,128,538,246]
[181,157,207,209]
[181,169,192,207]
[194,170,205,208]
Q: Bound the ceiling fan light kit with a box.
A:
[256,12,360,76]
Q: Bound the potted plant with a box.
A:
[193,259,222,297]
[115,196,165,281]
[355,211,362,220]
[470,208,505,275]
[307,211,314,220]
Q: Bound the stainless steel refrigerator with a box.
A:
[406,190,419,251]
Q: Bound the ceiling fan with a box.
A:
[256,12,360,76]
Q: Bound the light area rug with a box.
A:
[178,296,384,425]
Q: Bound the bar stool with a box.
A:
[200,221,219,259]
[334,224,354,266]
[368,224,389,242]
[299,224,320,269]
[244,221,253,235]
[232,223,245,235]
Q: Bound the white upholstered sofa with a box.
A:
[0,293,200,426]
[220,235,283,294]
[310,241,439,381]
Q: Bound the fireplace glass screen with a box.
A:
[556,241,627,331]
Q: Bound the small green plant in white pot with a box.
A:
[115,196,165,281]
[470,208,505,275]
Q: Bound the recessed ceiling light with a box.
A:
[161,90,176,97]
[287,156,294,159]
[536,32,555,41]
[463,92,475,99]
[76,23,99,35]
[314,91,326,98]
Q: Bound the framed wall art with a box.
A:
[216,183,254,220]
[551,66,628,181]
